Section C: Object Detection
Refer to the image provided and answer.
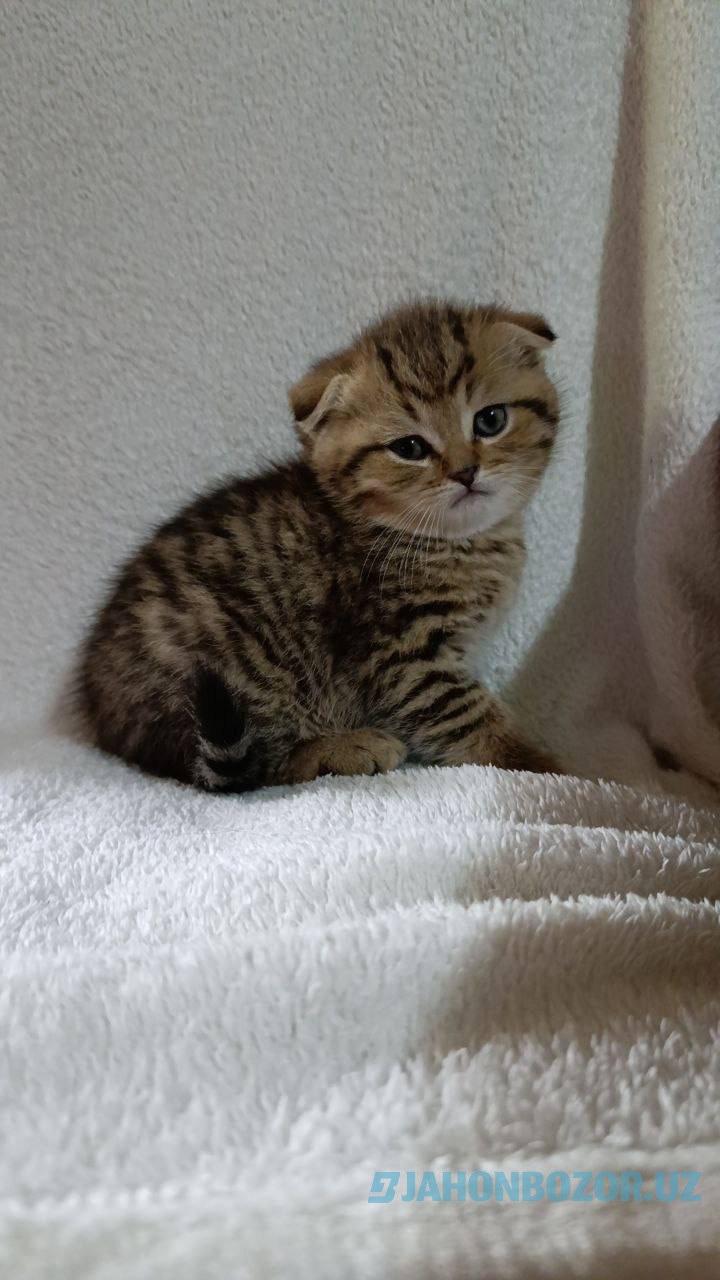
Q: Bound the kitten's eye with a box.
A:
[387,435,432,461]
[473,405,508,439]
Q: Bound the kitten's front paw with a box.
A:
[284,729,407,784]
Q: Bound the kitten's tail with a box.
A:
[192,667,267,793]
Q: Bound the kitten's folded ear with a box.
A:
[503,311,556,344]
[491,309,556,364]
[289,347,357,438]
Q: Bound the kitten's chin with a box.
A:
[439,491,517,540]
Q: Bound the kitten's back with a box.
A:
[77,460,334,788]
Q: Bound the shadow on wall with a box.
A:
[509,0,649,744]
[671,418,720,734]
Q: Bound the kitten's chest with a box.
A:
[298,526,525,726]
[374,527,526,627]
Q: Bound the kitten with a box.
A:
[78,299,560,791]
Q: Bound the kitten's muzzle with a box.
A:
[449,467,493,504]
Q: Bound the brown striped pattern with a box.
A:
[78,299,559,790]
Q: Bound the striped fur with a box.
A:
[78,299,560,790]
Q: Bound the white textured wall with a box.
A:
[0,0,632,727]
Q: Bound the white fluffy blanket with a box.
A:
[2,732,719,1278]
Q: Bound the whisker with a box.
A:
[405,492,448,589]
[375,499,431,596]
[407,491,445,586]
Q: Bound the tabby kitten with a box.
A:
[78,300,560,791]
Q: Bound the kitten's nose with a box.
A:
[451,465,476,490]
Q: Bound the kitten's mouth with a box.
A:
[451,484,493,507]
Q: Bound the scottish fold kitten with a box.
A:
[79,300,559,790]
